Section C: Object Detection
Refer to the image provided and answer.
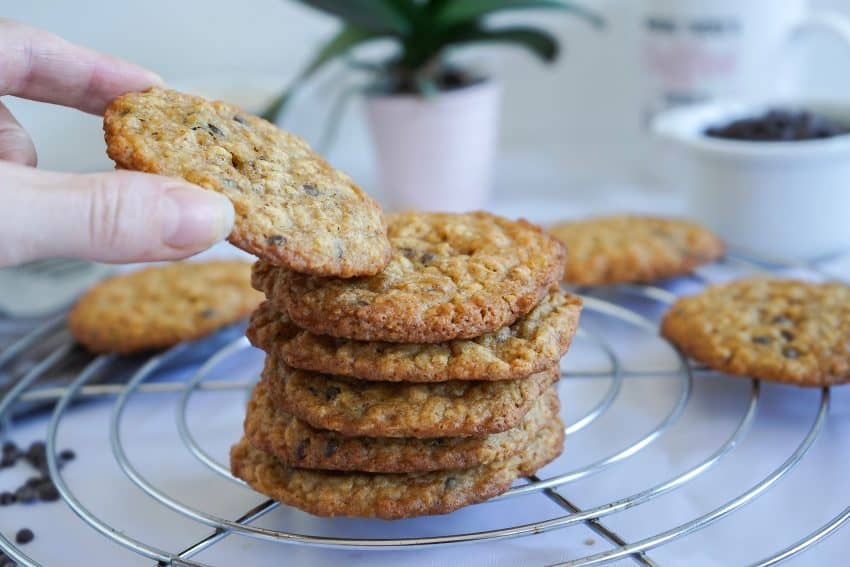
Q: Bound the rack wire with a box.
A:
[0,252,847,566]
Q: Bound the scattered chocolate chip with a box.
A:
[302,184,320,197]
[233,115,248,125]
[207,123,224,137]
[37,483,60,502]
[15,528,34,545]
[24,477,42,489]
[0,456,13,468]
[324,439,339,458]
[752,336,772,345]
[200,308,216,319]
[324,386,341,401]
[771,315,792,324]
[266,235,285,246]
[294,440,309,461]
[400,247,416,259]
[26,442,46,467]
[444,477,457,489]
[59,449,75,462]
[354,300,370,307]
[0,492,15,505]
[14,486,37,504]
[2,441,17,456]
[307,385,321,397]
[781,330,794,341]
[420,252,435,264]
[782,347,800,359]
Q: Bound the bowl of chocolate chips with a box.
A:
[652,101,850,260]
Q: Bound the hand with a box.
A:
[0,20,235,267]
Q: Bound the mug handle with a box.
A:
[793,10,850,47]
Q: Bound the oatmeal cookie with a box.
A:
[661,277,850,386]
[549,215,724,286]
[68,261,261,354]
[261,357,560,438]
[253,211,566,343]
[246,286,581,382]
[104,87,391,277]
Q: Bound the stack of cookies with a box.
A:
[233,211,582,519]
[100,88,581,519]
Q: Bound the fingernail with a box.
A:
[161,185,234,249]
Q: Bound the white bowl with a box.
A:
[652,100,850,261]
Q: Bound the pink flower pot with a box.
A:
[365,81,501,212]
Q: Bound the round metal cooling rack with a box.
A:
[0,253,847,566]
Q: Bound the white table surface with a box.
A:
[0,195,848,567]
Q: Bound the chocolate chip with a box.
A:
[307,385,321,397]
[324,439,339,457]
[420,252,435,264]
[15,528,34,545]
[2,441,17,456]
[427,439,444,447]
[400,247,416,259]
[14,486,37,504]
[200,308,216,319]
[207,123,224,137]
[771,315,792,324]
[781,330,794,341]
[783,347,800,359]
[233,115,248,125]
[59,449,75,463]
[324,386,341,401]
[302,184,320,197]
[752,336,772,345]
[24,477,42,488]
[0,455,14,468]
[37,482,60,502]
[0,492,15,505]
[354,300,369,307]
[26,442,45,464]
[445,477,457,489]
[266,235,285,246]
[294,440,310,461]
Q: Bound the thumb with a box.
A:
[0,161,235,266]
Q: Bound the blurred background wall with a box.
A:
[6,0,850,199]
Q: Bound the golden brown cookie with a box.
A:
[246,286,581,382]
[253,211,567,343]
[261,357,560,438]
[661,277,850,386]
[549,215,724,286]
[104,87,391,277]
[68,261,261,354]
[230,411,563,519]
[244,378,561,473]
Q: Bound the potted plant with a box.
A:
[264,0,603,212]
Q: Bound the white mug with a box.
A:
[638,0,850,123]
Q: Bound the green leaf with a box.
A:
[435,0,604,29]
[297,0,412,34]
[444,25,561,63]
[260,25,382,121]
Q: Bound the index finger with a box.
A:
[0,19,163,115]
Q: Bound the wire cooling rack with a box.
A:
[0,252,847,566]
